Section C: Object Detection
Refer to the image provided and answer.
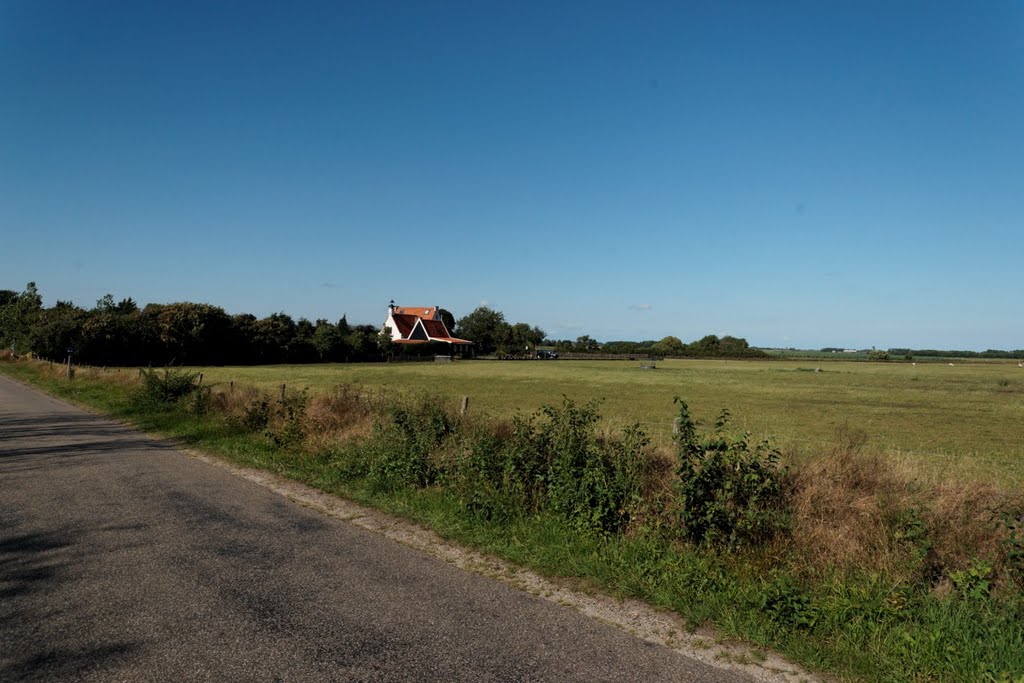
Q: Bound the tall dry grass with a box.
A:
[304,385,376,449]
[209,382,377,450]
[786,423,1021,588]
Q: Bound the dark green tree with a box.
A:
[28,303,87,360]
[251,313,297,364]
[0,282,44,352]
[651,335,686,356]
[455,306,509,355]
[95,294,117,313]
[437,308,456,334]
[312,320,350,361]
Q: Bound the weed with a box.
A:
[364,395,454,492]
[999,510,1024,585]
[449,426,525,522]
[673,399,788,549]
[240,395,271,432]
[891,506,935,578]
[265,389,309,449]
[190,385,212,415]
[447,398,649,535]
[541,399,648,535]
[134,367,200,408]
[950,559,994,601]
[757,575,818,630]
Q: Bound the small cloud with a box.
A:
[321,282,337,289]
[629,304,652,311]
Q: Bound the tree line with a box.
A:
[2,282,766,365]
[886,347,1024,360]
[546,334,766,359]
[0,283,385,366]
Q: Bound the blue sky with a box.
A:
[2,1,1022,349]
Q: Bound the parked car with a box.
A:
[536,350,558,359]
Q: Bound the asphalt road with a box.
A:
[0,374,754,682]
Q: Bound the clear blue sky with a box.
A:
[3,1,1022,349]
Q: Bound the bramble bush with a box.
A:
[449,398,648,535]
[540,399,647,534]
[673,398,789,549]
[134,367,200,409]
[265,390,309,449]
[448,420,538,523]
[241,396,271,432]
[363,396,455,492]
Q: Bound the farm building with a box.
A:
[383,301,472,355]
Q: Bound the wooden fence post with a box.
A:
[460,395,470,416]
[672,417,681,435]
[280,384,286,400]
[229,380,234,393]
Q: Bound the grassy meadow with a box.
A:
[188,358,1024,488]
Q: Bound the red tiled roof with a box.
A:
[387,304,472,345]
[420,319,471,344]
[389,313,418,337]
[395,306,435,319]
[420,319,448,337]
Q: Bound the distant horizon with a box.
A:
[4,2,1021,351]
[6,280,1020,354]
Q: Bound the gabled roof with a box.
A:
[390,313,419,338]
[412,318,471,345]
[386,303,472,345]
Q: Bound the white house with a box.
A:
[382,301,472,351]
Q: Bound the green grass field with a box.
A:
[187,358,1024,488]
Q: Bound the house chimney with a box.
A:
[388,300,396,315]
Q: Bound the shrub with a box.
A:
[365,395,455,492]
[447,399,649,534]
[134,367,199,408]
[1000,510,1024,586]
[240,395,271,432]
[448,425,525,522]
[540,400,648,534]
[757,575,819,630]
[190,385,212,415]
[950,559,994,602]
[673,398,789,549]
[265,389,309,449]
